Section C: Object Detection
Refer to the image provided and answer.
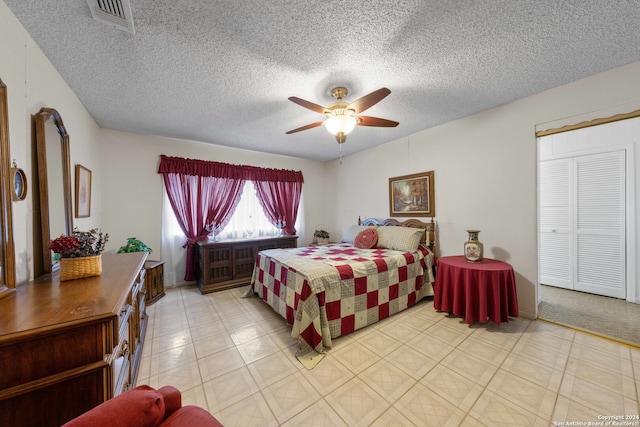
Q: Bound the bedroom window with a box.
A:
[162,181,299,284]
[158,155,303,281]
[209,182,284,239]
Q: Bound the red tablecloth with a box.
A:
[433,256,518,325]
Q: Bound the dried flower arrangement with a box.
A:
[50,228,109,258]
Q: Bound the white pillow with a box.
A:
[376,227,425,252]
[341,225,377,244]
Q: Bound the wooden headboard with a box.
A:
[358,216,436,251]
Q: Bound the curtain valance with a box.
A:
[158,155,304,183]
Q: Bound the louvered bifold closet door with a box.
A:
[575,151,626,298]
[539,159,573,289]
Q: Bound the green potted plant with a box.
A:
[117,237,152,253]
[313,229,330,245]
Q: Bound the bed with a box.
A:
[244,217,436,366]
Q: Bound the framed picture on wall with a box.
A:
[389,171,435,217]
[75,164,91,218]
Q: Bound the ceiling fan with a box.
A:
[286,87,399,144]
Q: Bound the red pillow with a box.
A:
[354,228,378,249]
[63,385,165,427]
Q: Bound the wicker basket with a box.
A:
[59,255,102,281]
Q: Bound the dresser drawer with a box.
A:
[112,342,131,396]
[118,303,132,338]
[112,318,130,396]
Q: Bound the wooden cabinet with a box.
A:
[144,260,165,305]
[0,252,148,427]
[197,235,298,294]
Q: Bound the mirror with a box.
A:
[35,107,72,274]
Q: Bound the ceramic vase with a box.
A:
[245,216,255,238]
[464,230,484,262]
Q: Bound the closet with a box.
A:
[538,116,637,300]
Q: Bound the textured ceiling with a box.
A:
[5,0,640,162]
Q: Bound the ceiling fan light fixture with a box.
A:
[286,87,397,145]
[324,114,357,136]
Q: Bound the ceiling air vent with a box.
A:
[87,0,135,34]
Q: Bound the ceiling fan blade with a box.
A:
[348,87,391,114]
[285,121,323,134]
[357,116,399,127]
[288,97,327,114]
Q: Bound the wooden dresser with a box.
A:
[197,235,298,294]
[0,252,148,427]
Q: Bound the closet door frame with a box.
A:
[538,141,635,303]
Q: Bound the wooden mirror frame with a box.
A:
[35,107,73,274]
[0,79,16,293]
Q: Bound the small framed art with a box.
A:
[75,164,92,218]
[11,161,27,201]
[389,171,435,217]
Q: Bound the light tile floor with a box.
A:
[137,285,640,426]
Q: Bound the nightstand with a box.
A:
[144,260,165,305]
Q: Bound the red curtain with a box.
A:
[160,172,245,281]
[158,155,304,281]
[253,180,302,235]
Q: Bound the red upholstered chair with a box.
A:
[62,385,224,427]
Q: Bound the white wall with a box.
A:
[1,1,102,283]
[99,129,326,265]
[325,61,640,320]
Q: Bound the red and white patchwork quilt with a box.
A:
[248,243,435,357]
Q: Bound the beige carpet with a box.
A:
[538,284,640,347]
